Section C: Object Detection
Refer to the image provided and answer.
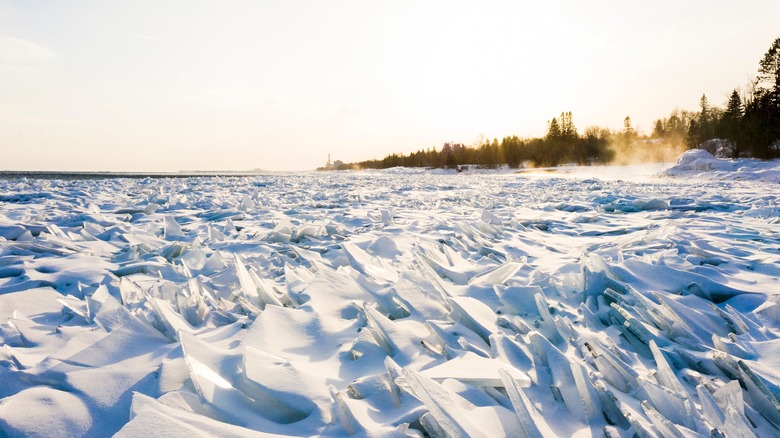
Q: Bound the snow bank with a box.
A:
[663,149,780,183]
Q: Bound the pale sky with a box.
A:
[1,1,778,171]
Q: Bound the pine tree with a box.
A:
[758,37,780,100]
[623,116,634,136]
[560,112,577,138]
[653,119,665,137]
[700,94,709,124]
[696,94,716,142]
[719,89,744,157]
[547,117,562,139]
[686,119,699,149]
[724,89,744,118]
[742,37,780,158]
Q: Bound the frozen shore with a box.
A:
[1,153,779,437]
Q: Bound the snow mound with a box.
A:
[0,387,92,437]
[675,148,717,165]
[663,149,780,183]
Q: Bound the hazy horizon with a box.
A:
[2,1,779,171]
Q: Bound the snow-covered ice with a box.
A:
[663,149,780,183]
[1,155,779,437]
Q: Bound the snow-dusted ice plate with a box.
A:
[1,155,779,437]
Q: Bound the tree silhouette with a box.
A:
[758,37,780,100]
[718,89,744,156]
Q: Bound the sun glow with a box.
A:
[0,1,778,171]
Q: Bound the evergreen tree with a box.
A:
[653,119,665,137]
[686,119,699,149]
[724,89,744,118]
[758,37,780,101]
[699,94,710,116]
[742,37,780,158]
[623,116,634,136]
[698,94,714,141]
[759,38,780,149]
[619,116,636,148]
[719,89,744,157]
[560,111,577,138]
[501,136,525,168]
[547,117,562,139]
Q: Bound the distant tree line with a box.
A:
[339,37,780,171]
[352,114,623,170]
[351,113,653,170]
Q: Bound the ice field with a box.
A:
[1,151,779,437]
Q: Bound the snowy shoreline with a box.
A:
[330,151,780,184]
[1,153,779,436]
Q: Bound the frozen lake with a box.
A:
[1,157,779,436]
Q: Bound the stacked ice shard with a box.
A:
[0,171,779,436]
